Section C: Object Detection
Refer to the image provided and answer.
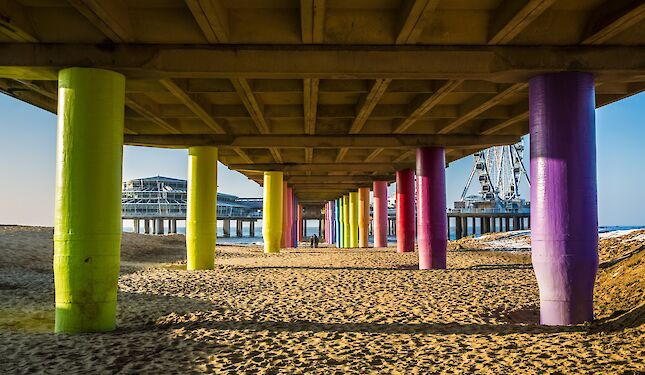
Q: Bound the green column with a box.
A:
[343,194,350,248]
[349,191,359,248]
[186,146,218,270]
[54,68,125,333]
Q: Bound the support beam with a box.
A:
[530,72,598,325]
[396,169,415,253]
[300,0,325,44]
[437,83,527,134]
[263,171,283,253]
[186,146,218,270]
[416,147,447,269]
[393,80,463,133]
[124,134,519,149]
[396,0,439,44]
[54,68,125,333]
[488,0,556,45]
[0,0,38,42]
[303,78,319,134]
[185,0,229,43]
[159,78,225,133]
[231,163,413,173]
[231,78,270,134]
[125,96,182,134]
[3,44,643,82]
[349,79,392,134]
[582,1,645,45]
[68,0,133,43]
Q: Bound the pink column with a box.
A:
[417,147,447,269]
[396,169,415,253]
[327,202,332,244]
[373,181,388,247]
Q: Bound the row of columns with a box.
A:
[53,67,598,332]
[453,216,530,239]
[133,218,179,235]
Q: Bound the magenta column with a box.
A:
[396,169,415,253]
[373,181,388,247]
[416,147,447,269]
[530,72,598,325]
[326,202,331,244]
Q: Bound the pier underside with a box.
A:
[1,0,644,202]
[1,0,644,332]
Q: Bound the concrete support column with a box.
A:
[335,199,341,247]
[530,72,598,325]
[455,217,462,240]
[156,219,165,235]
[144,219,150,234]
[373,181,388,248]
[287,187,294,247]
[186,146,218,270]
[134,219,140,233]
[281,183,290,248]
[461,217,468,237]
[396,169,415,253]
[250,221,255,237]
[236,220,242,237]
[292,196,298,248]
[223,219,230,237]
[263,171,283,253]
[297,203,303,243]
[319,219,323,237]
[342,195,350,248]
[349,191,359,248]
[358,187,370,248]
[53,68,125,333]
[416,147,447,269]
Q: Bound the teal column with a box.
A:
[54,68,125,333]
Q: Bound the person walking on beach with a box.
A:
[314,234,319,248]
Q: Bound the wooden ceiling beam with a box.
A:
[349,79,392,134]
[68,0,133,43]
[0,0,37,42]
[229,163,414,173]
[2,45,644,82]
[303,78,319,134]
[124,134,519,149]
[125,95,182,134]
[488,0,556,45]
[437,83,527,134]
[185,0,229,43]
[395,0,439,44]
[159,78,225,133]
[393,80,463,134]
[300,0,325,44]
[582,0,645,45]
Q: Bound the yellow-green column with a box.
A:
[343,194,350,248]
[263,171,283,253]
[349,191,359,248]
[186,146,218,270]
[54,68,125,333]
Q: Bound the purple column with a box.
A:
[530,72,598,325]
[416,147,447,269]
[396,169,415,253]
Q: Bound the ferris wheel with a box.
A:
[460,141,530,204]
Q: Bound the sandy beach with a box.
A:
[0,226,643,374]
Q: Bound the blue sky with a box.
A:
[1,92,643,226]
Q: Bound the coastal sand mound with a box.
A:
[0,226,642,373]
